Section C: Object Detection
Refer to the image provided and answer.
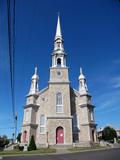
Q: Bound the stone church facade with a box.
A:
[21,16,97,147]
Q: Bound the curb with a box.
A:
[0,147,119,157]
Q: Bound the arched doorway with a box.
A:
[56,126,64,144]
[23,131,27,143]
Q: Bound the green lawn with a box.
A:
[0,148,56,156]
[68,146,107,152]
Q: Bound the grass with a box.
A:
[68,146,107,152]
[0,146,109,156]
[0,148,56,156]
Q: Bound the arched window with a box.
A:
[72,113,79,132]
[40,114,45,134]
[57,42,60,48]
[25,110,29,122]
[90,111,94,121]
[57,58,61,67]
[56,92,63,113]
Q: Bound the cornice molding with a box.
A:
[24,104,39,109]
[47,116,73,119]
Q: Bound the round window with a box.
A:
[57,71,62,77]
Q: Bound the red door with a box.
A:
[56,127,64,144]
[23,131,27,143]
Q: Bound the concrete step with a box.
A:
[4,144,18,151]
[4,145,13,151]
[112,143,120,148]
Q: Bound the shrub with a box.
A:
[0,135,9,149]
[117,139,120,143]
[28,135,36,151]
[17,133,22,143]
[19,146,24,151]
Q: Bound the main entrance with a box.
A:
[56,126,64,144]
[23,131,27,143]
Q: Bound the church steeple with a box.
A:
[54,14,62,40]
[52,15,66,67]
[78,67,88,95]
[29,67,39,95]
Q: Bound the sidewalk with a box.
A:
[55,148,71,154]
[0,147,117,157]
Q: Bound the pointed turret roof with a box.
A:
[79,67,85,80]
[32,67,39,80]
[55,14,62,40]
[29,67,39,95]
[78,67,88,95]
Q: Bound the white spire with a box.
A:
[32,67,38,80]
[55,14,62,40]
[78,67,88,95]
[80,67,82,74]
[35,67,37,74]
[52,14,66,67]
[29,67,39,95]
[79,67,85,80]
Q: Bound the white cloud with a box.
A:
[113,59,120,64]
[113,60,120,64]
[94,89,120,112]
[110,76,120,89]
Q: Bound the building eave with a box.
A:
[79,104,95,108]
[81,122,97,127]
[22,123,38,128]
[39,86,49,94]
[24,104,39,109]
[48,81,70,84]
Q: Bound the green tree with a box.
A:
[17,133,21,143]
[102,126,117,142]
[0,135,9,150]
[28,135,37,151]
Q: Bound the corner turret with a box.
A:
[29,67,39,95]
[78,67,88,95]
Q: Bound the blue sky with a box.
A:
[0,0,120,138]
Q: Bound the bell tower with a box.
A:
[49,15,69,83]
[48,15,73,145]
[51,15,67,68]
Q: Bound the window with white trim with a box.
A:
[56,92,63,113]
[25,110,29,122]
[40,114,45,134]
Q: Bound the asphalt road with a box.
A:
[2,148,120,160]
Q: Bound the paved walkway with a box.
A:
[55,148,71,154]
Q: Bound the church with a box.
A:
[21,16,97,148]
